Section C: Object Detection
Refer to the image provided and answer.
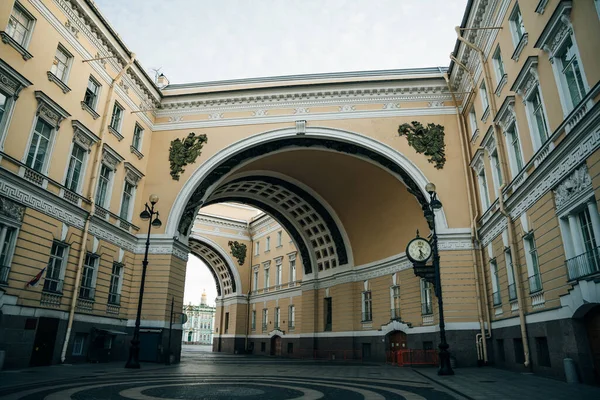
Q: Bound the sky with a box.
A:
[94,0,469,84]
[183,254,218,306]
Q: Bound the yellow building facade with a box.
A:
[0,0,598,383]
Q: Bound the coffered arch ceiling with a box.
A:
[188,237,239,297]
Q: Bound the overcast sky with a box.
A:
[94,0,468,84]
[184,254,218,306]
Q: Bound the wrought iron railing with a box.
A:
[566,247,600,281]
[421,302,433,316]
[508,283,517,301]
[391,308,401,320]
[528,273,543,294]
[493,290,502,306]
[43,278,63,294]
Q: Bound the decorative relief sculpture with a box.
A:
[397,121,446,169]
[228,241,247,265]
[169,132,208,180]
[553,165,592,210]
[0,196,25,222]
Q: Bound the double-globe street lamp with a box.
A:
[125,194,162,369]
[424,182,454,376]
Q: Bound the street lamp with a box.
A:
[425,182,454,376]
[125,194,162,369]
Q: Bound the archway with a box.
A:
[270,335,282,356]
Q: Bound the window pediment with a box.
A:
[71,120,99,152]
[481,126,496,154]
[470,148,485,174]
[534,1,572,56]
[511,56,540,101]
[0,58,32,98]
[493,96,516,133]
[34,91,70,129]
[553,164,592,214]
[101,144,124,171]
[124,162,144,186]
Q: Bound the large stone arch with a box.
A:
[187,234,243,298]
[166,126,447,242]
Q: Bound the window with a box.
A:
[362,291,372,321]
[505,248,517,300]
[26,118,53,172]
[596,0,600,20]
[109,103,124,132]
[526,87,549,149]
[289,257,296,283]
[265,236,270,252]
[252,269,258,291]
[264,267,270,289]
[277,231,282,247]
[132,124,143,151]
[262,309,268,331]
[477,169,490,210]
[50,45,72,82]
[556,37,586,111]
[6,2,34,47]
[255,241,259,256]
[561,201,600,280]
[391,286,400,319]
[324,297,332,331]
[72,334,86,356]
[509,4,526,46]
[479,81,489,117]
[490,151,503,195]
[44,241,67,293]
[276,262,282,286]
[490,259,501,306]
[224,312,229,333]
[108,262,123,305]
[421,279,433,315]
[119,182,135,220]
[524,233,542,293]
[288,305,295,329]
[0,224,17,284]
[469,107,478,139]
[274,307,280,329]
[535,337,551,367]
[83,77,100,110]
[64,144,86,193]
[95,164,112,209]
[506,123,524,176]
[0,91,13,139]
[492,46,506,86]
[251,310,256,330]
[79,253,98,300]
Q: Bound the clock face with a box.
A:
[407,238,432,262]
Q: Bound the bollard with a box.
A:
[563,358,579,384]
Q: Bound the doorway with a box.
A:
[585,306,600,383]
[270,335,282,356]
[30,317,59,367]
[387,330,407,352]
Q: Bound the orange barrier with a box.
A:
[391,349,438,366]
[286,348,362,361]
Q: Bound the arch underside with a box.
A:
[188,238,237,297]
[177,137,431,238]
[205,175,348,274]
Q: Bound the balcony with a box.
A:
[508,283,517,301]
[528,273,543,294]
[390,308,401,321]
[421,302,433,316]
[566,247,600,281]
[493,290,502,306]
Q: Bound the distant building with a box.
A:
[182,290,216,345]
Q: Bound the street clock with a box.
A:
[406,235,432,264]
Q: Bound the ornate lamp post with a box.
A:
[125,194,162,369]
[424,182,454,376]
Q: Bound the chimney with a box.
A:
[156,73,169,89]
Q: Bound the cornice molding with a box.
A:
[195,214,249,231]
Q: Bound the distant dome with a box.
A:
[201,289,207,305]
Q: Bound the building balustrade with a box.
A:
[566,247,600,281]
[251,281,302,296]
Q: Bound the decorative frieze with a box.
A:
[0,196,25,222]
[553,164,592,213]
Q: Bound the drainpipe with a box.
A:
[60,54,136,363]
[455,27,530,367]
[442,71,489,363]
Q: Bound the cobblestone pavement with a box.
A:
[0,347,599,399]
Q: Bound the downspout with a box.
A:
[455,27,530,367]
[442,71,489,363]
[245,223,253,351]
[60,54,136,362]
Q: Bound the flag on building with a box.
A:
[26,267,46,287]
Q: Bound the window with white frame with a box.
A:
[64,144,86,193]
[469,107,478,139]
[276,261,282,286]
[509,3,526,47]
[50,45,72,82]
[420,279,433,315]
[555,37,586,111]
[277,231,282,247]
[324,297,332,331]
[108,262,123,305]
[0,91,13,142]
[504,247,517,300]
[490,259,501,306]
[83,76,100,110]
[274,307,280,329]
[72,333,86,356]
[525,86,549,149]
[478,169,491,210]
[262,308,268,330]
[523,233,542,293]
[119,181,135,220]
[251,310,256,330]
[132,124,143,151]
[26,118,53,173]
[0,222,18,284]
[480,81,489,117]
[265,236,270,252]
[43,241,67,293]
[506,123,524,176]
[96,164,112,209]
[254,241,259,256]
[596,0,600,20]
[109,102,124,132]
[264,265,270,289]
[6,2,35,48]
[79,253,98,300]
[492,46,506,86]
[362,290,372,321]
[289,256,296,283]
[491,150,503,194]
[288,305,295,329]
[252,268,258,291]
[391,285,400,319]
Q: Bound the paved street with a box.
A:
[0,346,599,399]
